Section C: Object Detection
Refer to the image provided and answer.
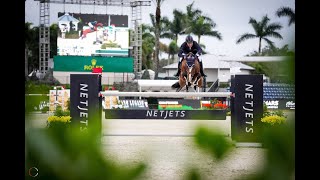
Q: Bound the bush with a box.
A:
[47,105,71,128]
[261,104,287,126]
[261,115,286,126]
[41,106,49,113]
[54,105,70,116]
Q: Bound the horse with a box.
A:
[80,23,103,39]
[172,52,203,92]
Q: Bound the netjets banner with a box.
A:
[70,74,102,134]
[231,75,263,142]
[104,109,226,120]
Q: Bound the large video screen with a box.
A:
[57,12,129,56]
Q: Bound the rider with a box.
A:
[88,21,98,31]
[174,35,207,77]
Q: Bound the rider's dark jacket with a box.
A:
[178,41,202,57]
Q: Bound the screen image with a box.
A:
[57,13,129,56]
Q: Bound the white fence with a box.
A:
[99,91,231,98]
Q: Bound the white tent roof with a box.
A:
[58,13,80,23]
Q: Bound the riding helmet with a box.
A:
[185,35,193,43]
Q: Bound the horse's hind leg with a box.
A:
[176,87,182,92]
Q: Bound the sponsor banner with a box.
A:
[104,109,227,120]
[57,13,129,56]
[54,56,133,72]
[118,99,149,109]
[70,74,102,134]
[49,89,70,111]
[25,95,49,112]
[264,100,295,110]
[158,99,201,110]
[231,75,263,142]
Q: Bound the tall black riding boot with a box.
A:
[199,61,207,77]
[174,61,182,77]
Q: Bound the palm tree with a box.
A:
[182,2,221,47]
[153,0,165,79]
[276,6,295,26]
[247,44,295,56]
[184,1,202,34]
[25,22,39,74]
[50,23,59,58]
[149,14,173,40]
[141,24,155,69]
[189,15,222,44]
[169,9,187,43]
[168,41,179,65]
[25,22,33,76]
[236,15,283,54]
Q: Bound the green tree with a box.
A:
[142,24,155,70]
[183,2,222,48]
[189,15,222,44]
[184,1,202,34]
[168,41,179,64]
[25,22,34,76]
[276,6,295,26]
[153,0,166,79]
[247,44,295,56]
[50,23,58,58]
[25,23,39,74]
[169,9,187,43]
[236,15,283,54]
[25,23,59,74]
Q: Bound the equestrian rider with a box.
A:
[174,35,207,77]
[88,21,98,31]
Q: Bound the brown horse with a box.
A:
[173,52,203,92]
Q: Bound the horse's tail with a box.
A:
[171,81,180,89]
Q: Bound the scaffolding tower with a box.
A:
[130,1,143,77]
[35,0,151,77]
[39,1,50,76]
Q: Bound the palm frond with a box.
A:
[265,23,283,32]
[276,6,295,26]
[276,7,294,17]
[236,33,257,44]
[260,15,270,28]
[205,31,222,40]
[265,32,283,40]
[262,38,275,47]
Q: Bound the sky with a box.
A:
[25,0,295,57]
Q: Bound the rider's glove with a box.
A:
[196,53,200,57]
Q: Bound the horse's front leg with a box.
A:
[191,73,200,86]
[195,74,202,85]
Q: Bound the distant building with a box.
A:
[162,54,289,83]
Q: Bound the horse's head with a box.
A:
[180,54,200,87]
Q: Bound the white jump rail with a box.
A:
[25,94,50,96]
[99,91,231,98]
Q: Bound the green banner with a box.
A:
[53,56,133,72]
